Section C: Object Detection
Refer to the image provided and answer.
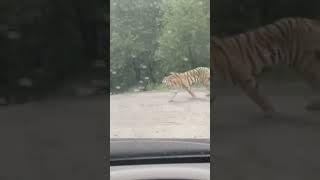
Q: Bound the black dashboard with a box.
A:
[110,139,210,180]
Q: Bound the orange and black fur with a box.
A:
[211,17,320,117]
[162,67,210,102]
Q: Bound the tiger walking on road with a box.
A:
[162,67,210,102]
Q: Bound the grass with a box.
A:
[111,83,168,95]
[111,67,302,95]
[145,83,167,91]
[111,82,208,94]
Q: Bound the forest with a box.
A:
[0,0,319,100]
[0,0,107,104]
[110,0,210,94]
[111,0,320,94]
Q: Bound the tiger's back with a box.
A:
[213,18,320,80]
[211,17,320,116]
[163,67,210,89]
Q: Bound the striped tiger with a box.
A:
[211,17,320,117]
[162,67,210,102]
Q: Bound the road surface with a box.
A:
[111,89,210,138]
[214,81,320,179]
[0,96,106,179]
[1,81,320,179]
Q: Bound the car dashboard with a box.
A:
[110,139,210,180]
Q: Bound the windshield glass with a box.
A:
[110,0,210,138]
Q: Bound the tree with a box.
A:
[110,0,163,92]
[110,0,210,93]
[155,0,210,75]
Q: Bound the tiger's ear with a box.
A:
[169,72,176,75]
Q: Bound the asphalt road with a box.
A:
[2,82,320,179]
[213,81,320,180]
[111,90,210,138]
[0,96,106,180]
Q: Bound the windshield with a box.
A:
[110,0,210,138]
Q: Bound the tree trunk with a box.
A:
[147,62,156,83]
[188,45,195,67]
[131,60,140,83]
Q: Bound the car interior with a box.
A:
[110,139,210,180]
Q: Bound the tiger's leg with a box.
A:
[304,81,320,111]
[181,83,196,98]
[301,59,320,111]
[205,80,210,97]
[235,74,276,117]
[210,76,218,103]
[205,85,210,97]
[169,90,178,102]
[185,87,196,98]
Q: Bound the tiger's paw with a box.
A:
[263,112,274,118]
[263,111,290,120]
[306,101,320,111]
[191,96,197,100]
[262,110,280,119]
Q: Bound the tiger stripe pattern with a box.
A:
[211,17,320,117]
[162,67,210,102]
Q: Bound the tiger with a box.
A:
[162,67,210,102]
[211,17,320,118]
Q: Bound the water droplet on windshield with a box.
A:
[140,64,147,69]
[18,77,33,87]
[7,31,21,39]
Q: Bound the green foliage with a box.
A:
[0,0,107,101]
[110,0,164,93]
[156,0,210,74]
[110,0,210,94]
[145,83,167,91]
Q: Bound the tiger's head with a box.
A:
[161,76,169,84]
